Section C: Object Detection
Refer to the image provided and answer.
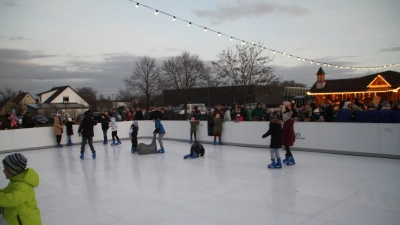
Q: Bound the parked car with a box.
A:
[48,113,66,124]
[18,116,23,126]
[33,115,48,124]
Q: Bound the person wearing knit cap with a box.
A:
[189,117,199,144]
[336,101,352,122]
[282,112,296,165]
[0,153,42,224]
[129,120,139,153]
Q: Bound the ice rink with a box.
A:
[1,138,399,225]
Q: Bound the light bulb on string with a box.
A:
[242,41,245,45]
[230,37,233,41]
[311,61,313,64]
[328,64,331,67]
[204,28,207,32]
[261,47,264,50]
[282,52,285,55]
[298,57,300,60]
[340,66,343,69]
[188,22,191,27]
[288,55,291,58]
[358,68,360,70]
[252,42,255,45]
[335,65,338,68]
[136,3,139,8]
[390,64,392,67]
[218,32,221,36]
[172,16,176,21]
[303,58,305,61]
[317,62,320,65]
[384,65,386,68]
[324,63,326,66]
[273,50,276,54]
[155,10,158,15]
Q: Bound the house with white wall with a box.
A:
[26,86,89,118]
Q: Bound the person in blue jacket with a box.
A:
[378,101,396,123]
[153,117,166,153]
[336,101,351,122]
[364,101,379,123]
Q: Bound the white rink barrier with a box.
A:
[0,121,399,158]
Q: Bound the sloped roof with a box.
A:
[13,92,34,104]
[36,85,70,96]
[0,97,12,111]
[43,86,69,103]
[310,70,400,93]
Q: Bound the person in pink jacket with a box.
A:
[282,112,296,165]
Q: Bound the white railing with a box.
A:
[0,121,399,157]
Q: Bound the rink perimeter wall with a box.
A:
[0,121,399,158]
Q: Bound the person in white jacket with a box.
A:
[110,117,121,146]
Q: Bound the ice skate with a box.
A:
[276,159,282,168]
[213,140,217,145]
[268,159,277,169]
[218,140,222,145]
[183,154,191,159]
[282,155,290,164]
[157,147,165,153]
[111,141,116,146]
[131,147,136,153]
[92,152,96,159]
[288,156,296,165]
[79,153,84,159]
[192,151,198,159]
[189,139,193,144]
[116,140,121,145]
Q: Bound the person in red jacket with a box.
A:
[282,112,296,165]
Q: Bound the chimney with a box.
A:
[19,90,22,94]
[316,67,326,89]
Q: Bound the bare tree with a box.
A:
[0,86,24,115]
[162,51,210,116]
[96,94,112,111]
[125,56,163,110]
[212,43,279,105]
[76,87,97,111]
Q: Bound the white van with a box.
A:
[176,103,207,116]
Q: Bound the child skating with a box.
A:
[184,141,205,159]
[66,118,75,146]
[262,112,283,169]
[153,117,166,153]
[282,112,296,165]
[110,117,121,146]
[129,120,139,153]
[213,114,224,145]
[189,117,199,144]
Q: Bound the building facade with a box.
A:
[308,68,400,106]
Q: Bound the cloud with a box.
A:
[378,47,400,52]
[0,48,58,60]
[192,1,310,24]
[294,47,313,51]
[0,35,32,41]
[2,1,18,6]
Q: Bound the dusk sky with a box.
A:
[1,0,399,98]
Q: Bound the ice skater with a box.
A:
[153,117,166,153]
[189,117,199,143]
[183,141,205,159]
[78,110,97,159]
[262,112,283,169]
[282,112,296,165]
[129,120,139,153]
[66,118,75,146]
[110,117,121,146]
[213,114,224,145]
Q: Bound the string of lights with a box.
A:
[128,0,399,71]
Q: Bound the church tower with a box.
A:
[316,67,326,89]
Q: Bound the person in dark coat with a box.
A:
[65,118,75,146]
[183,141,205,159]
[364,101,379,123]
[282,112,296,165]
[213,114,224,145]
[150,107,163,120]
[262,112,283,169]
[162,105,177,120]
[129,120,139,153]
[324,100,335,122]
[100,112,110,144]
[191,106,202,121]
[1,113,12,130]
[393,102,400,123]
[378,101,397,123]
[78,110,97,159]
[251,103,267,121]
[336,101,352,122]
[22,112,35,128]
[352,104,364,122]
[134,107,144,120]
